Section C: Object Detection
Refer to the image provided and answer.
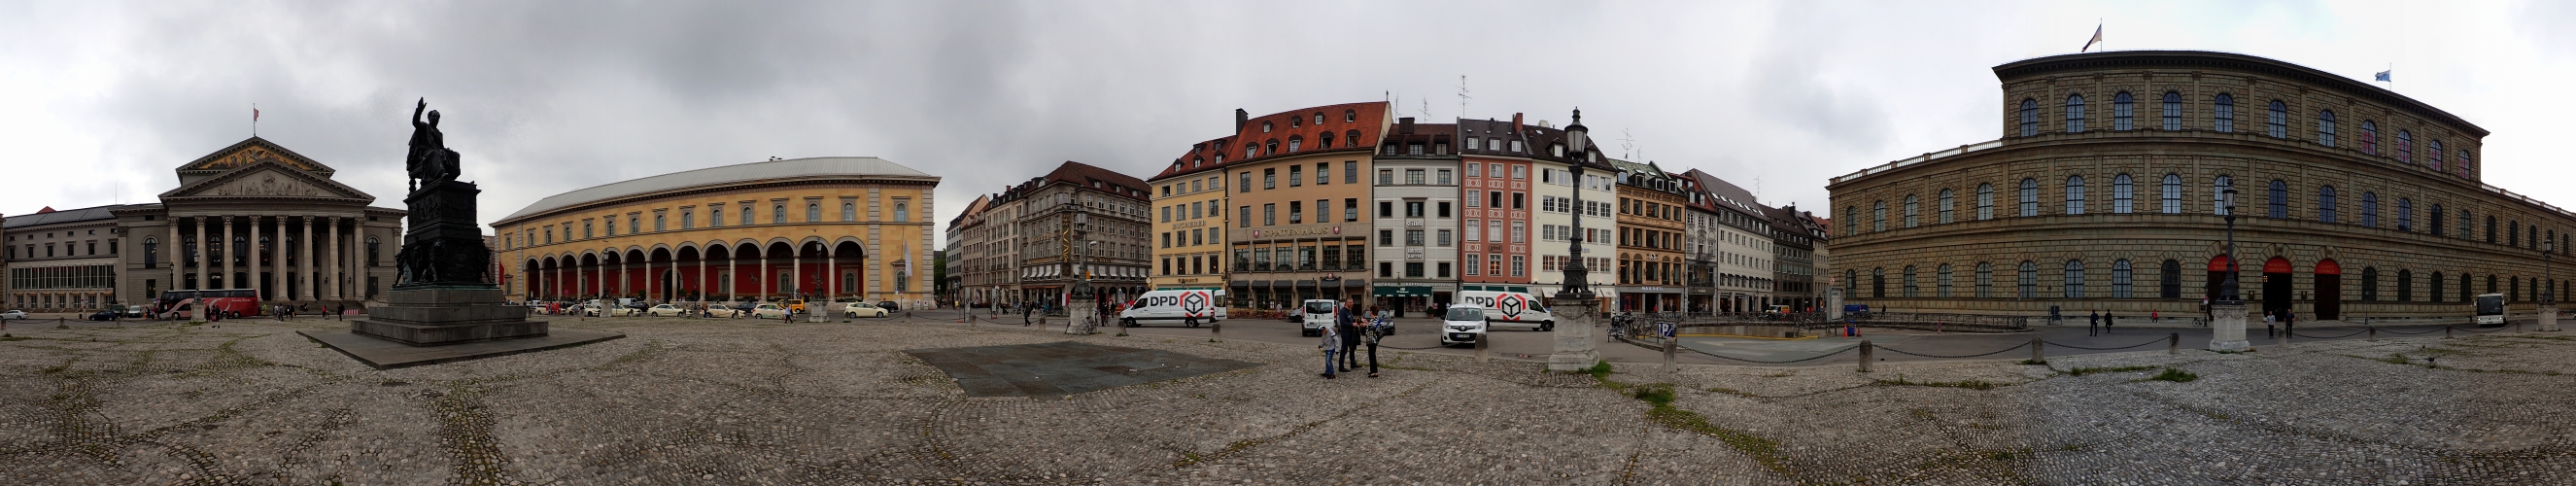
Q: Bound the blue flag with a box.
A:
[2375,70,2391,82]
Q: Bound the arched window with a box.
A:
[1904,265,1918,297]
[2214,93,2235,132]
[2318,186,2337,223]
[2017,261,2038,298]
[772,204,786,224]
[1260,121,1273,132]
[2461,208,2474,240]
[2112,92,2134,130]
[1975,261,1994,298]
[841,202,856,222]
[1938,189,1955,224]
[2397,198,2414,231]
[2487,215,2497,243]
[2360,121,2379,155]
[2064,260,2086,297]
[2266,100,2288,138]
[1872,200,1887,231]
[2213,176,2234,216]
[2064,94,2086,132]
[2160,174,2182,214]
[2266,180,2288,219]
[2397,130,2415,164]
[367,237,381,266]
[1938,263,1954,297]
[1843,206,1856,236]
[2018,99,2039,137]
[2429,140,2445,172]
[2458,150,2474,179]
[2317,110,2336,147]
[1903,194,1919,228]
[2112,260,2133,298]
[1872,267,1886,297]
[2018,178,2039,217]
[2430,203,2445,235]
[1975,183,1995,220]
[2431,271,2446,302]
[2064,175,2086,215]
[2160,260,2181,298]
[2397,269,2415,302]
[654,213,666,231]
[2361,267,2379,301]
[807,202,822,223]
[741,206,754,226]
[895,202,910,222]
[143,237,159,267]
[2161,91,2183,130]
[2360,192,2379,227]
[2112,174,2133,214]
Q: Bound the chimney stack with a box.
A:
[1511,113,1524,134]
[1399,117,1415,134]
[1235,109,1249,132]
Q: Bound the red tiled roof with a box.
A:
[1150,101,1388,182]
[1043,160,1151,201]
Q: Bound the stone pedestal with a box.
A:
[352,288,546,345]
[1066,304,1096,334]
[2541,303,2560,331]
[1546,295,1601,372]
[2208,302,2250,352]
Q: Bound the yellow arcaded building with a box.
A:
[490,157,939,307]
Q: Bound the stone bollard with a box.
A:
[2169,332,2180,355]
[2368,327,2377,341]
[1210,321,1221,342]
[1858,339,1874,372]
[2030,335,2044,364]
[1663,337,1678,372]
[1474,332,1489,363]
[2446,326,2455,339]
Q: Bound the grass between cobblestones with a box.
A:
[1575,361,1793,477]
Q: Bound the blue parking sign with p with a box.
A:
[1658,322,1674,338]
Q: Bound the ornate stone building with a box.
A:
[1612,158,1687,313]
[1829,51,2558,321]
[1,137,407,313]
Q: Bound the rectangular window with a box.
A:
[1436,169,1452,185]
[1380,201,1394,218]
[1405,201,1425,218]
[1405,261,1425,278]
[1437,201,1452,218]
[1162,206,1172,223]
[1510,256,1526,276]
[1466,254,1483,275]
[1288,201,1302,224]
[1345,198,1359,222]
[1380,261,1395,278]
[1512,192,1525,210]
[1466,163,1482,177]
[1263,168,1276,189]
[1436,229,1452,247]
[1315,162,1329,185]
[1405,169,1425,185]
[1511,165,1527,179]
[1161,232,1171,249]
[1240,206,1253,227]
[1510,221,1527,243]
[1488,220,1501,242]
[1379,169,1394,185]
[1345,160,1357,184]
[1288,165,1303,187]
[1380,229,1395,247]
[1263,204,1276,226]
[1241,172,1254,192]
[1348,245,1366,270]
[1466,221,1482,241]
[1405,229,1425,246]
[1466,191,1482,208]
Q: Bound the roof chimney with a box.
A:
[1511,113,1524,133]
[1235,109,1249,132]
[1398,117,1415,134]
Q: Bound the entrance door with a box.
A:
[2206,256,2233,299]
[2262,257,2293,315]
[2314,260,2342,320]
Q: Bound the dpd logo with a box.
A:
[1180,292,1209,317]
[1496,294,1525,319]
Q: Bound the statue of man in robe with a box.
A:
[408,97,457,191]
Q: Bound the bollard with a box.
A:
[2446,326,2454,339]
[2169,331,2180,355]
[1664,337,1678,372]
[2030,335,2044,364]
[2368,327,2377,341]
[1858,339,1873,372]
[2277,325,2288,348]
[1210,320,1221,342]
[1474,332,1489,363]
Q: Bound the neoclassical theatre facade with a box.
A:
[1829,51,2566,321]
[491,157,940,306]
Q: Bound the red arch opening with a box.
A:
[2208,255,2234,271]
[2314,260,2341,275]
[2264,257,2293,274]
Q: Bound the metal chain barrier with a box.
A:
[1681,344,1863,364]
[2456,325,2516,333]
[2377,326,2447,335]
[2040,337,2173,351]
[2286,328,2370,339]
[1876,341,2034,359]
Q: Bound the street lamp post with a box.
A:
[1547,109,1604,372]
[2544,239,2561,331]
[2209,188,2251,351]
[2219,189,2241,303]
[1060,195,1095,334]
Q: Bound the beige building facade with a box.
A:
[1829,51,2559,321]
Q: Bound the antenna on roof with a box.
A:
[1619,129,1634,159]
[1457,75,1470,121]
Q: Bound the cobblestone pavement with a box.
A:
[0,315,2569,484]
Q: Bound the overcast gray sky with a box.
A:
[5,0,2571,239]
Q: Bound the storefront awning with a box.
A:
[1371,286,1435,296]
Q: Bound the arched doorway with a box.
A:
[2314,260,2341,320]
[2206,255,2234,300]
[2262,257,2293,316]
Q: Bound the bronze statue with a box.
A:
[408,98,459,191]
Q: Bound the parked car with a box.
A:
[781,299,807,313]
[117,304,146,318]
[88,310,121,321]
[843,302,889,318]
[876,300,900,312]
[583,304,640,317]
[730,301,757,313]
[0,310,25,320]
[1441,304,1489,347]
[749,303,789,319]
[645,304,689,317]
[703,305,740,318]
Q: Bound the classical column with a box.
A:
[727,254,738,302]
[297,216,312,300]
[827,247,837,304]
[759,256,770,299]
[269,216,282,300]
[193,217,208,290]
[325,217,340,300]
[792,247,803,300]
[696,253,706,302]
[645,255,656,301]
[222,216,235,290]
[169,219,183,292]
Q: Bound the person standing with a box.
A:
[2284,309,2295,339]
[1317,314,1341,379]
[2102,311,2114,334]
[1362,308,1386,378]
[2263,310,2277,338]
[1336,300,1363,372]
[2088,310,2101,336]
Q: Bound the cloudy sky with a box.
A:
[5,0,2571,238]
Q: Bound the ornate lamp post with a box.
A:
[1547,109,1604,371]
[1059,194,1095,333]
[2544,238,2561,331]
[2218,188,2241,304]
[2209,188,2252,351]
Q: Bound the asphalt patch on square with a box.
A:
[904,341,1260,398]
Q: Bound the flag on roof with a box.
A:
[2080,23,2103,52]
[2374,70,2391,82]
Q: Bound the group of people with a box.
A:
[1318,299,1392,379]
[2263,308,2297,338]
[2086,310,2117,335]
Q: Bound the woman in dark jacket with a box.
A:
[1337,301,1365,372]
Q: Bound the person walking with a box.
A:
[2102,311,2114,334]
[2263,310,2277,338]
[1317,314,1341,379]
[2284,309,2295,340]
[2088,310,2101,336]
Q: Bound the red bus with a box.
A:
[157,289,263,319]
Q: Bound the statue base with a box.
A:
[2208,302,2250,352]
[2541,303,2560,332]
[351,287,547,345]
[1546,294,1601,372]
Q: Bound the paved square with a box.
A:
[904,341,1258,397]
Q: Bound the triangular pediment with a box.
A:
[160,160,374,203]
[177,136,335,175]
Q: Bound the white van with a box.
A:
[1441,303,1489,346]
[1300,299,1339,336]
[1454,291,1554,331]
[1119,289,1227,328]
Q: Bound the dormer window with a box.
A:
[1261,121,1273,133]
[1552,144,1565,156]
[1345,110,1357,122]
[1314,113,1324,124]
